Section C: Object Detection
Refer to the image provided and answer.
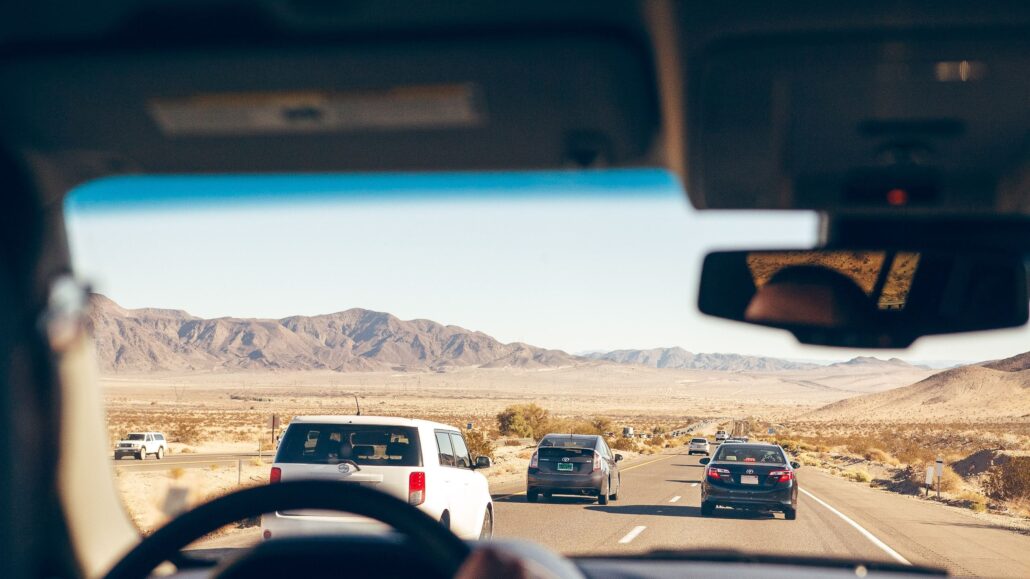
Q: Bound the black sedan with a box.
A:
[700,443,799,520]
[527,434,622,504]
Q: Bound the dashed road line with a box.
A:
[801,488,911,566]
[618,526,647,544]
[669,496,681,503]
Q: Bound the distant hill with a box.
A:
[829,356,928,370]
[805,351,1030,421]
[584,347,819,372]
[87,295,581,373]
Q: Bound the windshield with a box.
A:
[65,171,1030,571]
[712,445,786,465]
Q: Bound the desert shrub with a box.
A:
[496,404,550,439]
[983,457,1030,501]
[464,429,495,460]
[863,448,893,464]
[503,439,523,446]
[169,421,202,445]
[958,491,988,513]
[775,439,802,454]
[169,467,184,480]
[847,469,872,483]
[611,437,638,452]
[645,435,667,447]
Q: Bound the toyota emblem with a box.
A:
[338,463,354,474]
[562,457,570,463]
[745,469,754,475]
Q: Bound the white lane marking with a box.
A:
[669,496,681,503]
[691,483,698,487]
[618,526,647,544]
[800,489,911,566]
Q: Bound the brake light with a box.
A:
[592,452,601,472]
[408,471,426,506]
[707,467,730,480]
[769,470,794,483]
[529,451,538,469]
[270,467,281,484]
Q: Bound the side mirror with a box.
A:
[791,461,801,470]
[475,456,492,469]
[699,457,711,465]
[614,454,624,462]
[699,248,1028,348]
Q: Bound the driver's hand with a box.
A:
[455,547,533,579]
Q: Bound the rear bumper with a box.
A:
[527,470,604,494]
[702,482,795,510]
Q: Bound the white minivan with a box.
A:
[261,416,494,541]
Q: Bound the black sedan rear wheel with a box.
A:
[784,506,797,520]
[526,490,539,503]
[701,501,715,517]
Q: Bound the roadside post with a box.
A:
[238,458,242,485]
[935,457,944,499]
[268,414,280,454]
[924,466,934,497]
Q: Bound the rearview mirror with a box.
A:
[699,249,1028,348]
[791,461,801,470]
[475,456,492,469]
[614,454,624,462]
[699,457,711,465]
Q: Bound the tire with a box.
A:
[156,446,164,460]
[597,479,610,505]
[610,475,621,501]
[526,490,539,503]
[479,507,493,540]
[784,506,797,521]
[701,502,715,517]
[138,449,146,460]
[439,511,450,529]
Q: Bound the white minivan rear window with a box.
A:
[276,424,422,466]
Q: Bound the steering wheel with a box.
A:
[104,480,471,579]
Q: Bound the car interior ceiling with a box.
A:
[1,1,1029,577]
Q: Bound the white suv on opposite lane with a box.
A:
[262,416,494,541]
[113,432,166,460]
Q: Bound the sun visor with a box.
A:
[0,33,659,189]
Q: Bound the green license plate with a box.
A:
[557,462,574,472]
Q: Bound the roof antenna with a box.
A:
[353,394,361,416]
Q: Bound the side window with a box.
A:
[450,434,472,469]
[145,434,153,442]
[155,434,164,441]
[435,432,455,467]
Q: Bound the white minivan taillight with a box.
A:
[592,452,601,472]
[408,471,426,506]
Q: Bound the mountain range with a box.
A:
[87,295,932,375]
[582,347,820,372]
[806,350,1030,421]
[87,295,579,373]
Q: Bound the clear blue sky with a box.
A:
[64,170,1028,363]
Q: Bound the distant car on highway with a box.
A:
[715,430,728,442]
[113,431,166,460]
[700,443,800,520]
[262,416,494,540]
[688,438,710,455]
[527,434,622,504]
[721,439,742,445]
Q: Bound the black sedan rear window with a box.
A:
[712,445,786,465]
[276,424,422,466]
